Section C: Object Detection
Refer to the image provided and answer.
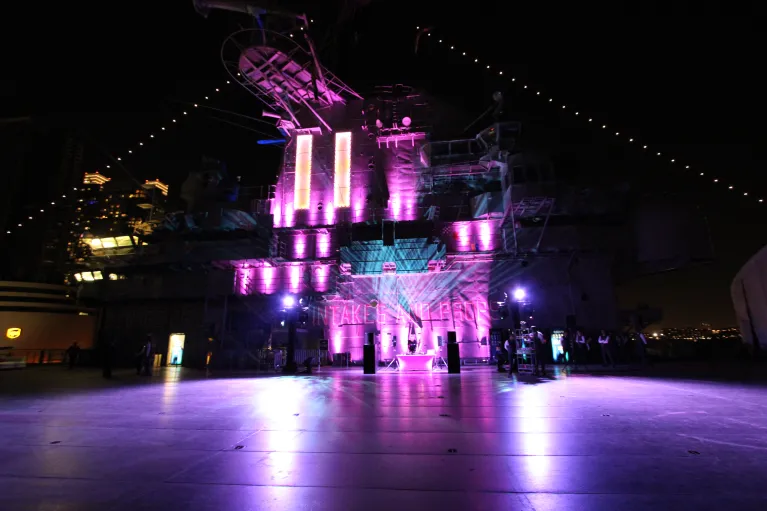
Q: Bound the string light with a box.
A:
[8,77,243,237]
[420,27,762,205]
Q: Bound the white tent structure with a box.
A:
[731,245,767,350]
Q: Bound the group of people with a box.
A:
[498,328,649,375]
[558,329,648,368]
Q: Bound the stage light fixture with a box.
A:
[513,288,526,301]
[283,295,296,307]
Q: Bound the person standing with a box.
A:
[598,329,615,368]
[534,328,547,376]
[136,335,154,376]
[561,330,573,368]
[66,342,80,369]
[506,335,517,376]
[574,330,588,368]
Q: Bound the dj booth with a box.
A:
[397,353,435,371]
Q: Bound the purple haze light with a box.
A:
[283,295,296,308]
[512,288,526,301]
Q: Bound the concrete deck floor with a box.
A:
[1,366,766,510]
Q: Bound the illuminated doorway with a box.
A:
[168,333,185,366]
[551,329,565,362]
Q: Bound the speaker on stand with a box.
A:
[363,332,376,374]
[446,331,460,373]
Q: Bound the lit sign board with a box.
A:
[6,327,21,339]
[334,132,351,208]
[294,134,313,210]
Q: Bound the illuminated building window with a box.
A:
[334,132,351,208]
[294,135,313,210]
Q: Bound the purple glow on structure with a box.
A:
[455,222,471,252]
[294,234,307,259]
[290,265,301,293]
[284,203,294,227]
[479,221,492,251]
[272,202,282,227]
[314,265,330,292]
[513,288,526,301]
[317,233,331,258]
[261,266,275,294]
[391,194,402,220]
[324,202,335,225]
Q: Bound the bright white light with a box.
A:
[513,288,526,301]
[283,295,295,307]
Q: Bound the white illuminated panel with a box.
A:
[294,135,312,210]
[334,132,351,208]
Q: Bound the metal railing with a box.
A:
[0,348,67,365]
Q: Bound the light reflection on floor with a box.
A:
[0,366,766,510]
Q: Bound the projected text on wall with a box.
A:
[334,132,351,208]
[294,135,312,210]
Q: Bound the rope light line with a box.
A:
[416,26,763,206]
[6,18,323,238]
[5,79,250,236]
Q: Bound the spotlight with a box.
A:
[282,295,295,307]
[512,288,526,301]
[402,116,412,127]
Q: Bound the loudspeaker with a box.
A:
[447,343,460,373]
[366,332,375,345]
[566,314,577,330]
[447,331,457,344]
[383,223,395,246]
[363,344,376,374]
[437,335,443,347]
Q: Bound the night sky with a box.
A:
[3,2,765,327]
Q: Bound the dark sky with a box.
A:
[3,1,766,327]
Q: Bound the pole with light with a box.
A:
[281,295,299,373]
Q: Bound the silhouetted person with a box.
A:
[506,335,517,375]
[598,329,615,367]
[136,335,154,376]
[66,342,80,369]
[534,328,548,376]
[574,330,588,368]
[561,330,573,367]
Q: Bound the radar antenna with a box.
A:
[193,0,362,132]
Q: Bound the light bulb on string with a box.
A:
[670,159,675,163]
[549,99,553,102]
[117,157,121,160]
[685,165,689,169]
[215,88,219,92]
[729,186,734,189]
[474,58,478,62]
[205,96,209,100]
[150,135,154,138]
[128,150,132,154]
[499,71,503,75]
[172,119,176,123]
[643,145,647,149]
[139,142,143,146]
[575,112,578,115]
[629,138,633,142]
[523,85,527,89]
[714,179,719,182]
[183,111,187,115]
[161,127,166,130]
[657,152,661,156]
[194,104,198,107]
[106,165,110,168]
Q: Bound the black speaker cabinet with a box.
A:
[363,344,376,374]
[447,331,457,344]
[366,332,375,345]
[447,343,460,373]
